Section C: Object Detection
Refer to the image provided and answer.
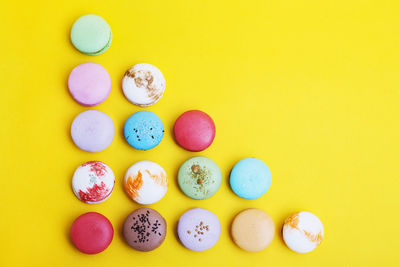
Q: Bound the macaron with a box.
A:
[230,158,271,199]
[122,63,166,107]
[282,211,324,253]
[177,208,221,251]
[124,111,164,150]
[70,212,113,254]
[123,208,167,251]
[178,156,222,200]
[71,110,115,152]
[68,62,111,106]
[124,161,168,205]
[72,161,115,204]
[174,110,216,152]
[231,209,275,252]
[70,14,112,55]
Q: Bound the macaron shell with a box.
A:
[72,161,115,204]
[174,110,216,152]
[230,158,272,199]
[124,161,168,205]
[70,14,112,55]
[177,208,221,251]
[68,62,112,106]
[123,111,164,150]
[70,212,114,254]
[282,211,324,253]
[178,156,222,200]
[122,63,166,107]
[123,208,167,251]
[86,31,112,56]
[231,209,275,252]
[71,110,115,152]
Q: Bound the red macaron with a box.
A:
[70,212,113,254]
[174,110,216,152]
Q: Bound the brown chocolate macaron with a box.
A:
[123,208,167,251]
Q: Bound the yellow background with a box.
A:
[1,0,399,266]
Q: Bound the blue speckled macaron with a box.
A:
[230,158,271,199]
[124,111,164,150]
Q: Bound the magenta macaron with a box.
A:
[68,62,112,106]
[70,212,114,254]
[174,110,216,152]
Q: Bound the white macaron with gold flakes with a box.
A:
[122,63,166,107]
[123,160,168,205]
[282,211,324,253]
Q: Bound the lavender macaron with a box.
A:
[68,62,112,106]
[71,110,114,152]
[177,208,221,251]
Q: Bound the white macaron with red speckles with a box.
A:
[282,211,324,253]
[122,63,166,107]
[72,161,115,204]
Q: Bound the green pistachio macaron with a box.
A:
[70,14,112,55]
[178,156,222,200]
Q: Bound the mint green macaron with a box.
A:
[178,156,222,200]
[70,14,112,55]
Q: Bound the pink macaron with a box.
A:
[70,212,114,254]
[68,62,112,106]
[174,110,216,152]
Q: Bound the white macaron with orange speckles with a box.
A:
[122,63,166,107]
[123,160,168,205]
[282,211,324,253]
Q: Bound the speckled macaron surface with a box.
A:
[68,62,111,106]
[72,161,115,204]
[178,156,222,200]
[231,209,275,252]
[177,208,221,251]
[124,111,164,150]
[70,212,113,254]
[124,161,168,205]
[71,110,115,152]
[282,211,324,253]
[230,158,272,199]
[70,14,112,55]
[122,63,166,107]
[123,208,167,251]
[174,110,216,152]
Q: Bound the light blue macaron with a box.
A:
[124,111,164,150]
[229,158,271,199]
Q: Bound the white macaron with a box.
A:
[282,211,324,253]
[72,161,115,204]
[123,160,168,204]
[122,63,166,107]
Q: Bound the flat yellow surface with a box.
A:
[1,0,399,266]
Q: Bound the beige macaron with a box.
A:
[231,208,275,252]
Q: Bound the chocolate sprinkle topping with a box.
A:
[130,212,161,244]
